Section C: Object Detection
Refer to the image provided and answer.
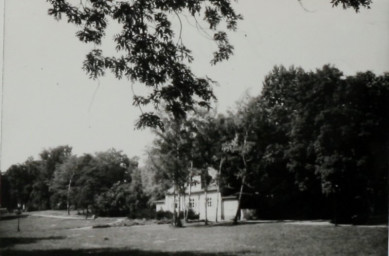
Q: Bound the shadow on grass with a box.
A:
[0,236,66,248]
[185,220,286,228]
[0,215,29,221]
[0,248,240,256]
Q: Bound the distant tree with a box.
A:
[46,0,369,129]
[91,149,131,191]
[95,166,148,217]
[5,159,40,209]
[50,155,83,214]
[74,149,131,216]
[28,146,72,210]
[0,173,11,209]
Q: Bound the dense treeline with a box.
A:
[2,147,149,217]
[2,65,388,224]
[145,65,388,224]
[241,65,388,223]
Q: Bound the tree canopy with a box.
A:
[46,0,372,130]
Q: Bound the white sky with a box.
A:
[0,0,388,171]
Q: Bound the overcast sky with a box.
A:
[1,0,388,171]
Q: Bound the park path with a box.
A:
[27,211,125,230]
[28,212,84,219]
[244,219,387,228]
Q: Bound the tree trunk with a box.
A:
[233,174,246,225]
[67,173,74,215]
[17,214,20,232]
[215,158,225,223]
[204,187,208,225]
[183,193,186,221]
[173,183,177,226]
[233,132,249,225]
[178,192,181,220]
[185,161,193,222]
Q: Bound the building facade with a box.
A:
[155,173,240,221]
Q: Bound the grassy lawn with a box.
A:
[0,212,387,256]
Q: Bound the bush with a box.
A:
[128,208,156,219]
[186,209,199,220]
[95,181,149,217]
[241,209,257,220]
[156,210,173,220]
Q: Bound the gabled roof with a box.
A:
[166,174,219,195]
[166,183,219,195]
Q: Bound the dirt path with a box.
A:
[28,212,85,219]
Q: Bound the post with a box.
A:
[215,158,225,223]
[204,188,208,225]
[16,206,21,232]
[67,173,74,215]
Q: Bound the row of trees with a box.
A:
[145,65,388,224]
[2,146,148,217]
[2,65,387,224]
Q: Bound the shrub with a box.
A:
[128,208,156,219]
[186,209,199,220]
[156,210,173,220]
[241,209,257,220]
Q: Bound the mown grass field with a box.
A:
[0,211,387,256]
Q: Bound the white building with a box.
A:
[155,169,240,221]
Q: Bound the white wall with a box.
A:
[198,191,222,221]
[156,203,165,212]
[222,200,239,221]
[160,192,240,222]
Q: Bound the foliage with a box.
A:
[72,149,134,211]
[186,208,200,220]
[251,66,388,222]
[33,146,73,210]
[145,66,387,222]
[46,0,243,129]
[331,0,372,11]
[95,179,147,217]
[5,159,40,209]
[5,147,146,217]
[155,210,173,220]
[4,65,387,223]
[46,0,370,130]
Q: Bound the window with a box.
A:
[207,197,212,207]
[189,198,195,208]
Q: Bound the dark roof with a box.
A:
[221,195,238,201]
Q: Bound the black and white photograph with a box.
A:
[0,0,388,255]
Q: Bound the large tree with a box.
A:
[257,65,388,222]
[46,0,371,129]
